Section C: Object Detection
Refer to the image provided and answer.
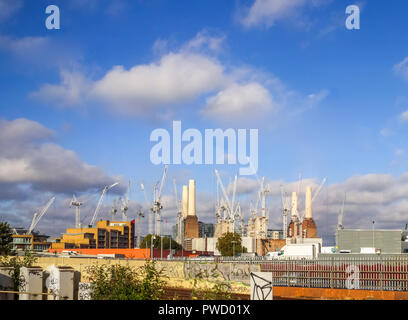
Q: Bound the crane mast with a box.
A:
[338,193,346,230]
[173,179,183,245]
[280,185,290,239]
[152,165,168,236]
[70,195,83,228]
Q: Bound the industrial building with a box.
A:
[51,219,135,250]
[336,229,408,254]
[11,228,51,252]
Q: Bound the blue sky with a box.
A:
[2,0,408,241]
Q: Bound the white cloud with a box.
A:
[393,57,408,80]
[0,35,49,57]
[0,118,119,195]
[182,30,226,53]
[31,32,327,123]
[240,0,307,28]
[90,52,226,116]
[400,109,408,121]
[30,70,91,107]
[202,82,274,123]
[239,0,332,28]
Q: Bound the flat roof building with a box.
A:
[336,229,406,254]
[50,219,135,250]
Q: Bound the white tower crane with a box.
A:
[70,195,83,228]
[338,193,346,230]
[121,181,131,221]
[27,196,56,234]
[214,170,235,231]
[173,179,183,244]
[89,182,119,226]
[140,182,152,235]
[136,207,144,248]
[280,185,290,239]
[312,177,328,203]
[110,199,118,221]
[152,165,168,236]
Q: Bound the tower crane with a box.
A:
[173,179,183,244]
[312,176,328,203]
[89,182,119,227]
[136,207,144,248]
[70,195,83,228]
[337,193,346,230]
[27,196,56,234]
[120,181,131,221]
[140,182,152,235]
[152,165,168,236]
[110,199,118,221]
[280,185,290,239]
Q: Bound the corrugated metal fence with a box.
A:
[260,255,408,291]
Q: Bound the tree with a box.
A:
[216,232,246,256]
[140,234,181,250]
[0,221,13,256]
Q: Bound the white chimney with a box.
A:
[188,180,196,216]
[305,186,312,219]
[182,185,188,218]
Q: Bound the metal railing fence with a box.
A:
[260,254,408,291]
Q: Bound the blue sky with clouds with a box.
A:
[2,0,408,241]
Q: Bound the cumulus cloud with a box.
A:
[90,52,226,116]
[0,118,119,196]
[30,70,91,107]
[31,32,327,123]
[202,82,275,123]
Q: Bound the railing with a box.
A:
[0,290,58,299]
[260,254,408,291]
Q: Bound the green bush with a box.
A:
[86,260,167,300]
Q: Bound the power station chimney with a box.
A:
[188,179,196,216]
[305,186,312,219]
[182,185,189,219]
[291,192,298,219]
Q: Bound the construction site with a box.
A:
[4,165,408,301]
[9,165,408,260]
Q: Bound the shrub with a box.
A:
[86,260,167,300]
